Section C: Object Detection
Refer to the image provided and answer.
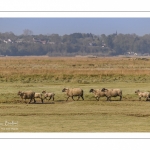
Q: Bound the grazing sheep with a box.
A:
[89,89,105,101]
[135,90,150,101]
[34,93,43,103]
[101,88,122,101]
[17,91,36,103]
[42,91,55,101]
[62,88,84,101]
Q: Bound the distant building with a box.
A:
[15,39,23,43]
[33,38,41,43]
[8,39,11,42]
[3,40,8,43]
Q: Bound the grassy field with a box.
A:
[1,56,150,132]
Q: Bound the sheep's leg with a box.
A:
[96,97,99,101]
[66,96,70,101]
[33,98,36,103]
[41,98,43,103]
[120,96,122,101]
[139,97,141,101]
[81,96,84,100]
[29,99,32,104]
[76,96,80,101]
[52,96,54,101]
[72,96,75,101]
[49,96,52,101]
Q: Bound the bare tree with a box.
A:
[23,29,33,36]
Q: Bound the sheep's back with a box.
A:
[139,92,150,97]
[68,88,83,96]
[106,89,122,96]
[23,91,35,98]
[95,89,105,96]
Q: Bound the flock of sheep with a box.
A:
[17,87,150,104]
[17,90,55,103]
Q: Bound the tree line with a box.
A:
[0,32,150,56]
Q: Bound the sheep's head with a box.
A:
[135,90,140,94]
[89,89,94,92]
[62,88,68,92]
[101,88,107,92]
[17,91,22,95]
[42,90,46,94]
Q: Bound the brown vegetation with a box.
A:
[0,56,150,82]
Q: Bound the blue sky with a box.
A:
[0,18,150,36]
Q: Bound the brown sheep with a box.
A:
[62,88,84,101]
[18,91,36,103]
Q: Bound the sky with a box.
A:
[0,18,150,36]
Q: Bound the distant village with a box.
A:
[2,38,55,45]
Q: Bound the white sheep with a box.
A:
[89,88,105,101]
[135,90,150,101]
[101,88,122,101]
[62,88,84,101]
[34,93,43,103]
[42,91,55,101]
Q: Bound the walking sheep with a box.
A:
[89,88,106,101]
[18,91,36,103]
[62,88,84,101]
[101,88,122,101]
[34,93,43,103]
[135,90,150,101]
[42,91,55,101]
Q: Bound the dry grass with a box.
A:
[1,56,150,132]
[0,56,150,82]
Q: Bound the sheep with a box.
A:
[89,88,106,101]
[62,88,84,101]
[34,93,43,103]
[135,90,150,101]
[101,88,122,101]
[17,91,36,103]
[42,91,55,101]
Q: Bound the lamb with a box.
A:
[34,93,43,103]
[42,91,55,101]
[135,90,150,101]
[101,88,122,101]
[17,91,36,103]
[62,88,84,101]
[89,88,105,101]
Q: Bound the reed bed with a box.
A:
[0,56,150,82]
